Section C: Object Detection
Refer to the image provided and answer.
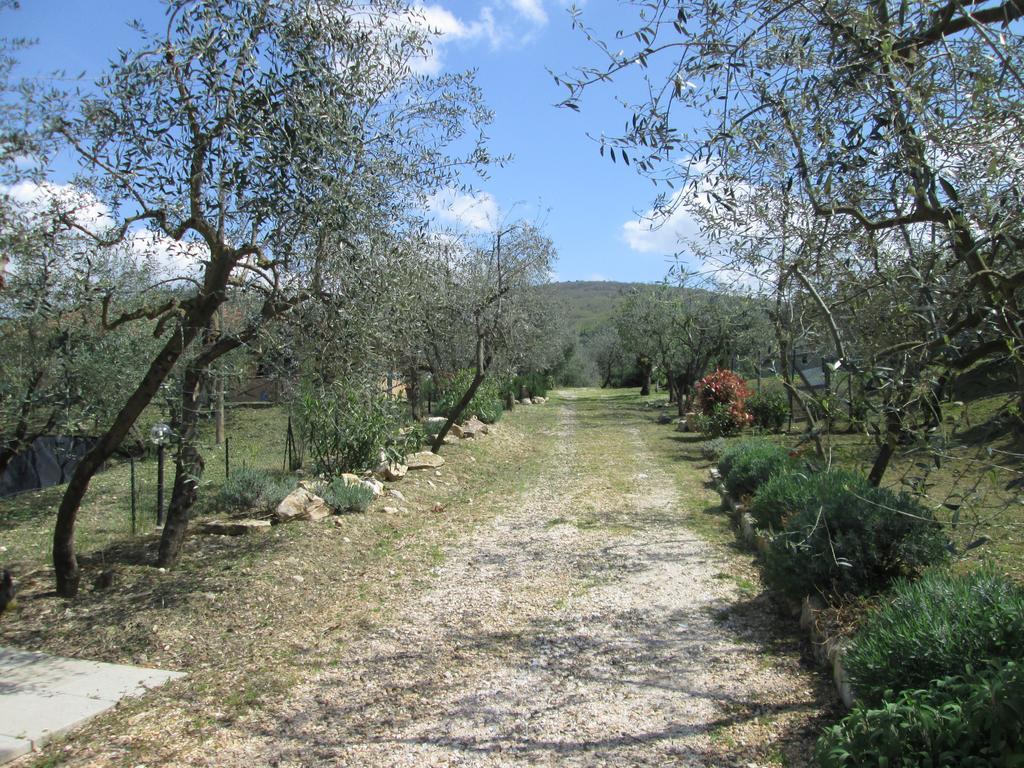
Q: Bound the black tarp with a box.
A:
[0,435,97,499]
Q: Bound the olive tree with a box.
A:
[562,0,1024,481]
[427,222,555,451]
[18,0,493,594]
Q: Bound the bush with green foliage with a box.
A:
[214,467,294,513]
[299,379,408,475]
[764,484,949,601]
[718,439,793,499]
[816,661,1024,767]
[514,371,551,399]
[436,369,504,424]
[691,402,745,437]
[321,478,375,513]
[845,566,1024,705]
[747,389,789,432]
[750,468,869,531]
[694,369,752,436]
[701,437,727,461]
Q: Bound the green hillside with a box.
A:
[540,280,643,332]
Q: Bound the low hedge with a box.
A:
[718,439,793,499]
[763,483,948,601]
[749,468,869,532]
[845,566,1024,705]
[816,660,1024,767]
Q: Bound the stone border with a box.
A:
[710,467,854,709]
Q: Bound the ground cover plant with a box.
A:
[844,566,1024,705]
[321,478,375,514]
[212,467,294,515]
[816,660,1024,767]
[763,483,949,601]
[718,439,793,499]
[749,468,869,532]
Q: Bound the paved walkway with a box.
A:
[0,646,183,763]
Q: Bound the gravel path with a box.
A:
[215,398,824,767]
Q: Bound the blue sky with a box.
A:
[4,0,700,283]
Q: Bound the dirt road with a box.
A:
[211,393,829,767]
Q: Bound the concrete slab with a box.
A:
[0,646,185,763]
[0,736,31,764]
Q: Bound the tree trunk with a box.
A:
[676,375,689,417]
[666,375,677,404]
[640,359,652,396]
[406,367,421,421]
[158,324,255,567]
[431,370,484,453]
[157,364,209,568]
[52,322,204,596]
[868,408,902,486]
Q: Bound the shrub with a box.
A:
[694,369,752,436]
[299,378,407,475]
[691,402,745,437]
[514,371,550,399]
[436,369,505,424]
[321,478,375,513]
[718,439,793,499]
[763,484,949,601]
[701,437,727,461]
[214,467,294,513]
[816,661,1024,767]
[747,389,789,432]
[750,468,869,532]
[845,566,1024,705]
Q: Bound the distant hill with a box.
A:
[539,281,643,332]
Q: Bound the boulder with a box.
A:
[341,473,362,486]
[405,451,445,470]
[382,505,400,515]
[519,398,533,405]
[532,397,544,405]
[464,416,489,437]
[375,462,407,482]
[361,478,384,497]
[423,416,448,427]
[201,519,272,535]
[450,423,464,439]
[275,488,332,523]
[388,488,406,501]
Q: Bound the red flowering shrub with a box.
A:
[693,369,752,436]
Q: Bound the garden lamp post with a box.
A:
[150,423,172,527]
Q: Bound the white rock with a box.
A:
[405,451,445,470]
[389,489,406,501]
[361,478,384,497]
[276,488,319,522]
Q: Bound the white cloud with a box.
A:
[621,192,701,255]
[406,2,545,74]
[508,0,547,25]
[2,180,206,280]
[4,179,115,232]
[428,188,498,231]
